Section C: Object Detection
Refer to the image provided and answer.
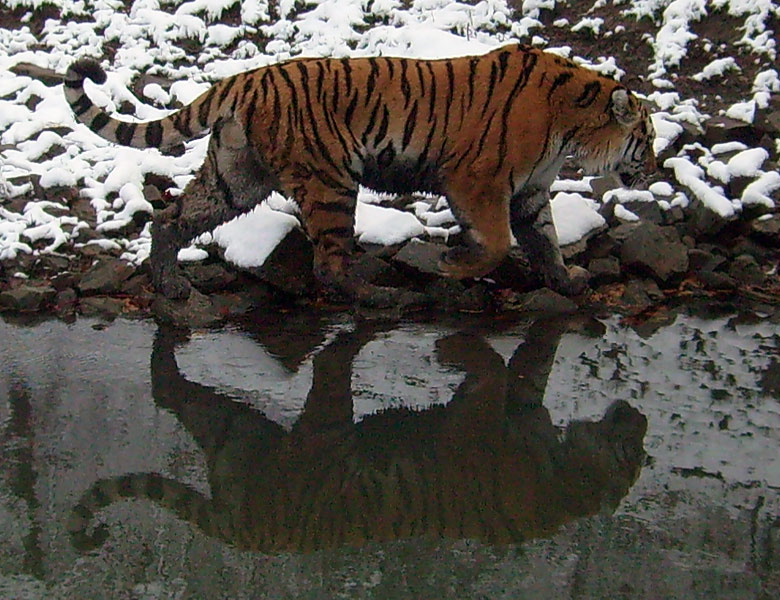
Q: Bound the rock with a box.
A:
[55,288,78,312]
[0,285,56,312]
[391,239,444,276]
[619,222,689,283]
[588,256,622,285]
[9,62,62,86]
[242,227,316,296]
[622,200,664,224]
[749,215,780,247]
[77,258,136,295]
[183,263,237,293]
[662,206,685,225]
[728,254,765,286]
[696,271,738,291]
[684,196,732,237]
[508,288,578,314]
[607,222,641,247]
[350,253,407,288]
[591,174,622,201]
[79,297,126,319]
[151,288,224,328]
[51,271,80,291]
[703,116,762,147]
[620,279,664,313]
[687,248,727,273]
[424,279,491,312]
[210,290,268,318]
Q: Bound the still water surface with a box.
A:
[1,305,779,598]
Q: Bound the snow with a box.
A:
[0,0,777,271]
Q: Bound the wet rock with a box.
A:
[151,288,224,328]
[620,279,664,313]
[619,222,689,283]
[508,288,578,314]
[0,285,56,312]
[183,263,237,293]
[749,215,780,246]
[241,228,316,296]
[209,290,268,318]
[391,239,444,276]
[424,279,491,312]
[79,297,126,320]
[588,256,622,285]
[77,258,136,295]
[728,254,765,286]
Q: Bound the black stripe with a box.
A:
[444,61,454,132]
[71,94,92,117]
[311,201,354,215]
[317,226,354,239]
[575,81,601,108]
[344,92,358,129]
[415,116,437,172]
[495,52,538,175]
[332,69,340,112]
[246,88,259,139]
[474,110,496,159]
[269,87,281,141]
[480,61,498,118]
[197,87,218,128]
[402,100,419,150]
[214,167,235,207]
[260,69,271,99]
[173,110,192,137]
[316,61,325,104]
[547,71,573,101]
[89,112,110,132]
[341,58,352,92]
[377,142,395,168]
[415,62,425,95]
[467,58,478,110]
[64,77,84,89]
[366,58,380,103]
[145,121,163,147]
[277,65,299,118]
[115,121,136,146]
[426,62,436,121]
[218,77,237,105]
[361,98,382,145]
[383,57,395,78]
[296,63,343,174]
[373,106,389,147]
[498,50,511,80]
[400,59,411,109]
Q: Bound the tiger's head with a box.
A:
[576,88,657,188]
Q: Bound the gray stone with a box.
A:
[391,239,444,275]
[728,254,765,286]
[622,200,663,224]
[591,174,622,201]
[77,258,136,295]
[79,297,126,319]
[703,116,762,147]
[588,256,622,285]
[183,263,237,293]
[620,222,689,283]
[509,288,578,314]
[696,271,738,291]
[620,279,664,313]
[241,227,316,296]
[687,248,727,273]
[749,215,780,247]
[684,196,733,237]
[0,285,56,312]
[151,288,224,328]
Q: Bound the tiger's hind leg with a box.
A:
[151,118,276,299]
[438,183,512,280]
[509,187,588,296]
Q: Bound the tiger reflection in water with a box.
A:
[69,318,647,553]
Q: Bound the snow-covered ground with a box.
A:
[0,0,778,272]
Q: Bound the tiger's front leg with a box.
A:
[510,187,589,296]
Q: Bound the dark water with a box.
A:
[0,306,778,599]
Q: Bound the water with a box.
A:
[0,305,778,599]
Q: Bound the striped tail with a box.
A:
[64,58,215,151]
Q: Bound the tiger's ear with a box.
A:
[611,89,641,127]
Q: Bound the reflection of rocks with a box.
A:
[68,318,646,553]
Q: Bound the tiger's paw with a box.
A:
[438,246,492,280]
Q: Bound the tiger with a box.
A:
[68,320,647,553]
[64,44,656,305]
